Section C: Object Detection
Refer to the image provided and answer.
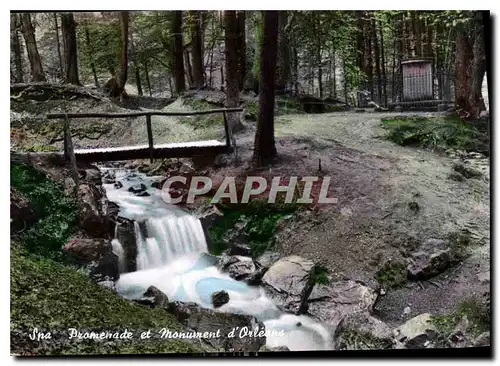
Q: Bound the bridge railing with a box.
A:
[46,108,243,163]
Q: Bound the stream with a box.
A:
[101,166,332,351]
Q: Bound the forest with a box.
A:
[10,10,490,356]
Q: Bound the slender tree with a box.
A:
[236,11,246,90]
[224,11,245,132]
[53,13,63,79]
[172,11,186,94]
[19,13,46,82]
[253,11,279,166]
[372,16,382,103]
[190,11,205,88]
[10,14,24,83]
[84,26,99,87]
[61,12,80,85]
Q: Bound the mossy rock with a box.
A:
[374,261,407,288]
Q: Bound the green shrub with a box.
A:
[11,163,77,259]
[374,261,407,288]
[381,116,489,154]
[311,264,330,285]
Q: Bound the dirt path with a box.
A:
[229,111,490,326]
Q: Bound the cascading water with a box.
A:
[101,166,332,351]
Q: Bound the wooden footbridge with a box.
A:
[46,108,242,163]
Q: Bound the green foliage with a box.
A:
[340,329,393,350]
[431,296,490,338]
[244,101,259,121]
[208,199,298,257]
[374,261,407,288]
[23,144,59,152]
[179,97,224,128]
[381,116,489,154]
[11,163,77,260]
[10,245,201,355]
[311,264,330,285]
[446,230,473,261]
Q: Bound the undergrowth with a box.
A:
[381,116,489,155]
[11,163,77,260]
[374,261,407,289]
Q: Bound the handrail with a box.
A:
[46,108,243,119]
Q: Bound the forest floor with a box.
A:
[11,91,490,328]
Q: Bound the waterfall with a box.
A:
[103,167,332,351]
[111,239,126,274]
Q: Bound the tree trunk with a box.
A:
[355,11,365,71]
[19,13,46,82]
[129,27,142,95]
[412,11,422,57]
[61,13,79,85]
[184,49,193,88]
[190,11,205,89]
[172,11,185,94]
[468,11,487,117]
[364,12,373,96]
[10,14,24,83]
[315,13,323,98]
[455,31,474,114]
[144,61,152,96]
[84,26,99,87]
[404,12,412,58]
[253,11,279,166]
[224,11,245,132]
[332,45,337,98]
[53,13,63,79]
[372,16,382,104]
[379,20,387,106]
[236,11,246,90]
[277,11,291,90]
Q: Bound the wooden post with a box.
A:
[145,114,154,162]
[63,115,79,190]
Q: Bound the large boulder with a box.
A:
[261,255,315,314]
[333,312,393,350]
[135,286,169,308]
[77,183,109,237]
[393,313,438,349]
[407,249,454,281]
[307,280,378,330]
[10,188,36,232]
[64,237,119,282]
[217,255,256,281]
[63,238,111,263]
[167,301,266,352]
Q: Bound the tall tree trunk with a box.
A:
[61,13,79,85]
[379,20,387,106]
[144,61,152,96]
[129,27,142,95]
[315,13,323,99]
[224,11,244,132]
[184,50,193,88]
[469,11,487,117]
[117,12,129,92]
[396,12,404,101]
[364,12,373,96]
[172,11,185,94]
[372,16,382,103]
[10,14,24,83]
[277,11,291,90]
[84,26,99,87]
[355,11,365,71]
[19,13,46,82]
[292,45,299,95]
[253,11,279,167]
[332,45,337,98]
[236,11,246,90]
[190,11,205,88]
[343,57,348,104]
[53,13,63,79]
[455,31,474,114]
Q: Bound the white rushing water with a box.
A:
[101,167,332,351]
